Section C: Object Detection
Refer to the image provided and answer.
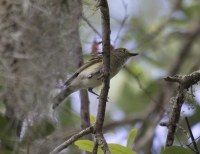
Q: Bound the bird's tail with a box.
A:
[52,87,73,109]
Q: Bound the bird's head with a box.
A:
[112,48,138,59]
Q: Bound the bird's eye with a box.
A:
[122,49,126,52]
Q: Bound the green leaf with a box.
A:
[75,140,137,154]
[90,115,96,125]
[161,146,192,154]
[74,140,103,154]
[0,114,16,150]
[126,128,137,149]
[108,144,137,154]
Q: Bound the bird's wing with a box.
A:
[64,56,103,86]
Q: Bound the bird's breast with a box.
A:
[110,59,124,78]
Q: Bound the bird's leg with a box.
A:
[88,88,100,97]
[88,88,109,101]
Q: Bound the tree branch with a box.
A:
[161,70,200,147]
[82,15,102,38]
[93,0,111,153]
[113,0,128,46]
[164,71,200,89]
[49,126,94,154]
[185,117,200,154]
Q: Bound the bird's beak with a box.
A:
[129,53,138,57]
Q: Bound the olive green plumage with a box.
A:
[52,48,138,109]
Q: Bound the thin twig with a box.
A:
[186,145,198,153]
[175,134,183,147]
[124,66,165,112]
[49,126,94,154]
[82,15,102,38]
[188,136,200,146]
[113,0,128,46]
[185,117,200,154]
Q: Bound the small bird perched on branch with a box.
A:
[52,48,138,109]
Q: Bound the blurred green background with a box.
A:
[0,0,200,154]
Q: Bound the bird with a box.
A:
[52,48,138,109]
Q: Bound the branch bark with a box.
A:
[50,126,94,154]
[93,0,111,153]
[161,70,200,147]
[185,117,200,154]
